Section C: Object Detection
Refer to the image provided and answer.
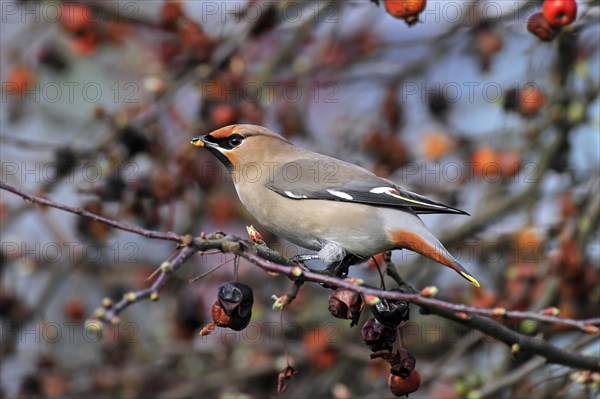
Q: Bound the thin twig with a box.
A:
[0,181,183,242]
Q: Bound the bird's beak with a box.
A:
[190,136,205,147]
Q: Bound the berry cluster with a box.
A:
[329,287,421,397]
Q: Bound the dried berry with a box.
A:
[382,85,403,131]
[68,30,98,56]
[474,27,503,71]
[427,90,450,120]
[53,147,77,178]
[38,45,69,72]
[371,290,409,328]
[277,365,298,393]
[527,12,561,42]
[503,87,519,112]
[118,126,148,157]
[212,282,254,331]
[371,348,416,377]
[101,174,126,202]
[361,317,397,352]
[328,288,364,327]
[249,4,279,37]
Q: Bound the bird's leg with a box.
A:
[327,254,362,278]
[289,253,320,269]
[290,254,321,262]
[382,251,411,290]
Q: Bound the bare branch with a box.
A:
[2,181,598,371]
[0,181,183,242]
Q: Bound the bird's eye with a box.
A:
[228,135,243,147]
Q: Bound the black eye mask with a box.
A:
[203,133,244,150]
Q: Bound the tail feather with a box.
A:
[451,261,481,287]
[390,229,480,287]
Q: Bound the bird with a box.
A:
[191,124,480,287]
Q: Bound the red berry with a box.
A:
[527,12,561,41]
[210,103,238,127]
[2,65,35,95]
[519,84,546,115]
[542,0,577,27]
[384,0,426,19]
[60,3,94,32]
[497,149,522,178]
[68,30,98,56]
[161,1,184,27]
[388,370,421,396]
[64,296,85,322]
[471,147,500,178]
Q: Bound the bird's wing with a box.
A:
[265,157,468,215]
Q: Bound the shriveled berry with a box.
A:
[371,348,416,377]
[328,288,364,327]
[211,282,254,331]
[527,12,561,42]
[361,317,397,352]
[53,147,77,178]
[503,88,520,112]
[371,290,409,328]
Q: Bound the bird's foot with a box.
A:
[289,254,320,270]
[290,254,321,263]
[326,254,363,278]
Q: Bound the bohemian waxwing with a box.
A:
[191,124,480,287]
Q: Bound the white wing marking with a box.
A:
[326,189,353,200]
[284,191,308,199]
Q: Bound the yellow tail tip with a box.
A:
[460,272,481,288]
